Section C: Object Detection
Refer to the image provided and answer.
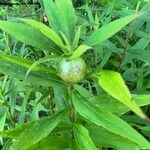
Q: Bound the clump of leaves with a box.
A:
[0,0,150,149]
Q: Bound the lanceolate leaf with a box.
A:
[72,91,150,149]
[28,136,68,150]
[91,94,150,116]
[133,94,150,106]
[55,0,76,43]
[0,106,7,143]
[93,70,147,119]
[20,19,69,54]
[0,53,64,87]
[129,49,150,63]
[69,45,92,60]
[11,109,68,150]
[73,124,98,150]
[74,85,150,116]
[74,84,94,99]
[0,106,7,132]
[0,20,60,54]
[86,14,141,46]
[72,26,81,50]
[88,126,139,150]
[0,123,32,139]
[43,0,69,41]
[26,55,61,76]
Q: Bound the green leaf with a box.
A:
[20,18,69,54]
[84,4,95,25]
[129,49,150,63]
[11,109,68,150]
[2,139,12,150]
[0,121,69,140]
[73,124,98,150]
[69,45,92,60]
[26,55,61,76]
[0,123,32,139]
[0,106,7,132]
[93,70,147,119]
[91,94,150,116]
[88,126,140,150]
[60,31,72,50]
[0,106,7,143]
[72,26,81,50]
[74,84,94,99]
[74,86,150,116]
[86,14,141,46]
[72,91,150,149]
[133,94,150,106]
[141,126,150,138]
[55,0,76,43]
[28,136,68,150]
[0,53,64,87]
[43,0,69,42]
[54,86,67,110]
[132,34,150,50]
[0,20,60,54]
[94,12,99,30]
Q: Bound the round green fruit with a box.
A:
[58,57,87,84]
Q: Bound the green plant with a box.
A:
[0,0,150,149]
